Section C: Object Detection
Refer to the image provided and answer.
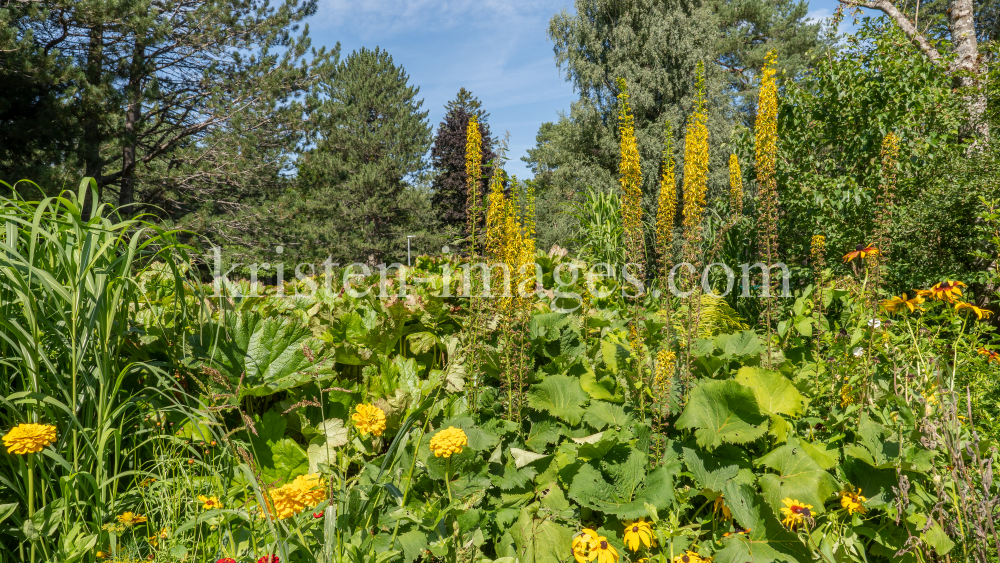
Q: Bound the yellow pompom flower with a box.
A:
[268,473,327,520]
[351,404,386,437]
[840,488,867,515]
[117,512,148,526]
[622,518,654,551]
[3,423,57,455]
[198,495,222,509]
[430,426,468,458]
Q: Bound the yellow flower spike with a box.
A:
[755,51,779,266]
[683,62,710,243]
[465,115,484,254]
[654,350,676,387]
[622,518,654,551]
[430,427,468,458]
[3,423,57,455]
[778,498,813,529]
[729,154,743,216]
[656,121,677,266]
[351,403,387,437]
[840,488,867,515]
[617,77,644,269]
[198,495,222,510]
[956,302,993,320]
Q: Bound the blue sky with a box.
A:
[309,0,851,179]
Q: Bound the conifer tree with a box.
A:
[430,90,496,234]
[295,47,432,265]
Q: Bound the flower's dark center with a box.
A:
[632,526,639,532]
[600,541,608,549]
[856,244,866,251]
[801,508,812,518]
[682,556,690,563]
[791,505,805,514]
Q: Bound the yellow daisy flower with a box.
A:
[590,533,618,563]
[3,423,57,455]
[713,495,732,520]
[117,512,148,526]
[672,551,703,563]
[840,488,867,515]
[916,281,966,303]
[955,302,993,320]
[198,495,222,509]
[842,244,879,263]
[430,427,468,458]
[351,404,386,437]
[622,518,654,551]
[572,529,599,563]
[881,293,925,314]
[779,498,813,529]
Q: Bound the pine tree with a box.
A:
[430,90,496,234]
[295,47,432,265]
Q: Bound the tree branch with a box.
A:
[838,0,943,64]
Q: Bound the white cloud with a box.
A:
[805,8,832,24]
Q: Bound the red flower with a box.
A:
[313,511,324,519]
[258,556,280,563]
[218,559,236,563]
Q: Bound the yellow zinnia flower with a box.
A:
[916,281,966,303]
[590,533,619,563]
[198,495,222,509]
[430,427,468,458]
[572,529,599,563]
[955,302,993,320]
[779,498,813,529]
[351,404,387,437]
[3,423,57,455]
[842,244,879,263]
[840,488,867,515]
[268,473,327,520]
[672,551,703,563]
[622,518,654,551]
[881,293,925,314]
[117,512,148,526]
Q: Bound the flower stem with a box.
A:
[445,457,454,504]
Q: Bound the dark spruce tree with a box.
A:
[295,47,432,266]
[430,89,497,234]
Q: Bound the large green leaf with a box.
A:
[527,374,589,425]
[734,367,806,418]
[247,409,309,485]
[682,445,751,492]
[510,504,574,563]
[757,438,840,516]
[675,380,768,449]
[714,482,811,563]
[568,463,675,518]
[583,401,630,429]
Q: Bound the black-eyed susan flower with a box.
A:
[842,244,879,263]
[430,427,468,458]
[351,404,386,437]
[198,495,222,509]
[3,423,57,455]
[572,529,599,563]
[622,518,654,551]
[117,512,148,526]
[956,302,994,321]
[779,498,813,529]
[839,488,867,515]
[916,281,966,303]
[672,551,703,563]
[882,293,925,314]
[590,533,619,563]
[979,348,1000,363]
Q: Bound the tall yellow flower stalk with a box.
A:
[873,132,899,276]
[656,121,677,280]
[682,62,709,259]
[729,154,743,216]
[811,234,827,362]
[485,164,507,262]
[465,116,483,256]
[755,50,779,365]
[617,77,645,271]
